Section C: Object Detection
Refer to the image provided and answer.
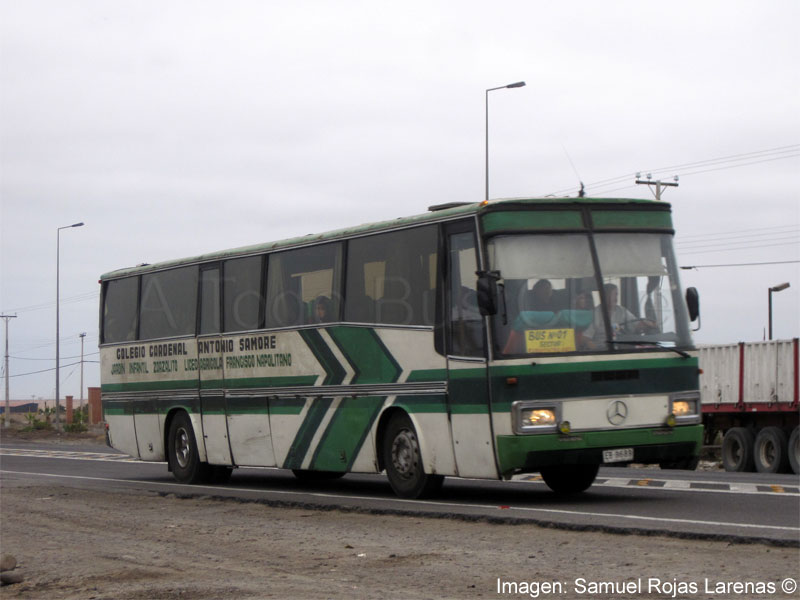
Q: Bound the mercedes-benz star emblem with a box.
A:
[606,400,629,426]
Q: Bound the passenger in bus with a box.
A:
[573,292,597,350]
[527,279,555,311]
[586,283,654,341]
[313,295,333,323]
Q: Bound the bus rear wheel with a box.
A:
[382,414,443,499]
[168,411,208,484]
[540,464,599,494]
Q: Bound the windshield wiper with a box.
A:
[606,340,691,359]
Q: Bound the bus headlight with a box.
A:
[525,409,557,427]
[669,392,701,424]
[512,401,562,434]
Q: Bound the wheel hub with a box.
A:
[175,427,191,468]
[391,429,418,479]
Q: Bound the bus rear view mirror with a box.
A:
[686,287,700,329]
[476,271,499,316]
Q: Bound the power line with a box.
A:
[10,352,100,361]
[680,260,800,269]
[678,240,799,255]
[543,144,800,197]
[1,291,99,315]
[8,360,99,378]
[677,224,799,241]
[676,233,800,250]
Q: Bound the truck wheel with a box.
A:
[167,411,209,484]
[721,427,755,472]
[540,464,599,494]
[789,427,800,475]
[382,413,443,499]
[754,427,790,473]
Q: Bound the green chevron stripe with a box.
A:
[281,397,333,469]
[327,327,402,384]
[308,395,384,471]
[299,329,346,385]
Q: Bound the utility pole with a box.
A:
[635,173,679,200]
[79,332,86,415]
[1,314,17,428]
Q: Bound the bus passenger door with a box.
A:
[444,224,498,479]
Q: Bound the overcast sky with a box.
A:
[1,0,798,402]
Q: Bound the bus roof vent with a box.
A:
[428,202,472,212]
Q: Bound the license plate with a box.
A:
[603,448,634,463]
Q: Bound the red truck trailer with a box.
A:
[699,339,799,473]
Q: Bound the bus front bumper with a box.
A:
[496,424,704,476]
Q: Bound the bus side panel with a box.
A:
[198,336,232,466]
[133,396,164,461]
[302,395,381,473]
[390,396,458,476]
[270,396,316,469]
[446,361,498,479]
[226,395,276,467]
[105,411,140,459]
[200,391,233,465]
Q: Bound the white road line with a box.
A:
[1,469,798,535]
[514,474,800,496]
[3,448,799,498]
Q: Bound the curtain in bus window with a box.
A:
[103,277,139,343]
[488,235,594,279]
[139,266,198,340]
[593,234,667,276]
[344,226,437,326]
[266,243,342,328]
[224,256,263,332]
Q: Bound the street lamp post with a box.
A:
[485,81,525,202]
[56,222,84,432]
[79,332,86,415]
[768,282,790,340]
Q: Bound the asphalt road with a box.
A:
[1,440,798,546]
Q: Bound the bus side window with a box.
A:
[139,266,198,340]
[199,265,221,335]
[102,277,140,343]
[447,231,483,357]
[266,243,343,328]
[223,255,264,332]
[344,225,437,326]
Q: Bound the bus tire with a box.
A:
[167,411,208,484]
[382,413,443,499]
[789,427,800,475]
[540,464,599,494]
[721,427,755,472]
[754,426,790,474]
[292,470,345,481]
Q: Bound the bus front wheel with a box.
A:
[382,414,443,499]
[540,464,599,494]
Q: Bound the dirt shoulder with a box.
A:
[1,476,797,600]
[0,424,107,446]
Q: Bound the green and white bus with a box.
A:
[100,197,703,498]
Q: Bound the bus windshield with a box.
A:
[486,232,693,356]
